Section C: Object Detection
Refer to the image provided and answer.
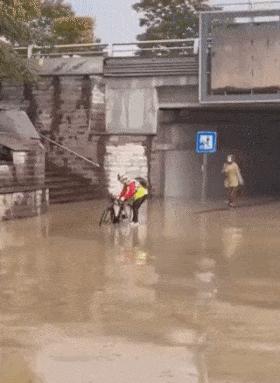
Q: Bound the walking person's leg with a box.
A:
[132,200,141,223]
[227,187,234,207]
[132,196,147,223]
[232,187,237,206]
[228,187,237,207]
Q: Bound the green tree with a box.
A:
[0,0,41,82]
[41,0,74,20]
[0,0,41,43]
[0,0,96,82]
[53,16,94,44]
[30,1,95,45]
[30,0,75,44]
[133,0,209,41]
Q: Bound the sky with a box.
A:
[69,0,142,43]
[69,0,277,43]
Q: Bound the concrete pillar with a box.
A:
[106,79,158,134]
[104,137,148,195]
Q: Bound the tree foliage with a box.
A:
[30,0,75,44]
[41,0,74,20]
[0,0,40,44]
[53,16,94,44]
[2,0,41,22]
[0,0,41,82]
[0,0,95,82]
[133,0,209,41]
[0,42,36,82]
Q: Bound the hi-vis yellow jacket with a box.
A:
[134,185,148,201]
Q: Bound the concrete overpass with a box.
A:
[0,40,202,200]
[1,36,280,202]
[29,40,200,135]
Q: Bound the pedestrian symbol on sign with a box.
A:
[200,135,212,150]
[196,132,217,153]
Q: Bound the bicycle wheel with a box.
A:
[120,204,133,223]
[99,207,114,226]
[127,204,133,222]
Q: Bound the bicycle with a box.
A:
[99,197,133,226]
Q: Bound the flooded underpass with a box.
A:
[1,199,280,382]
[158,106,280,200]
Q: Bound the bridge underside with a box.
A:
[155,105,280,199]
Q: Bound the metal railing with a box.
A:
[40,134,100,168]
[14,38,198,59]
[211,0,280,9]
[111,38,197,56]
[13,1,280,59]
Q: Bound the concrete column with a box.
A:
[106,78,158,134]
[104,137,148,195]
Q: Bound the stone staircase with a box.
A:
[45,164,103,204]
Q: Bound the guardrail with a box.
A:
[14,38,199,59]
[212,0,280,9]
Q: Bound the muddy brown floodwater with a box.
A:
[1,199,280,382]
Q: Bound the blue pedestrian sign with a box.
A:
[196,131,217,154]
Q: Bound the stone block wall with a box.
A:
[0,187,49,221]
[0,145,47,220]
[0,70,203,200]
[36,75,105,185]
[1,75,193,199]
[0,164,14,186]
[0,75,159,197]
[90,75,106,132]
[0,148,45,187]
[13,148,45,186]
[31,77,54,133]
[104,136,150,196]
[1,75,106,186]
[0,81,26,108]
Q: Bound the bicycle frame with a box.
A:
[99,198,133,226]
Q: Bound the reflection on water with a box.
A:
[222,226,244,260]
[0,200,280,382]
[0,353,42,383]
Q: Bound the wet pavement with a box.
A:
[1,198,280,382]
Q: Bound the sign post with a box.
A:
[196,131,217,202]
[201,153,208,203]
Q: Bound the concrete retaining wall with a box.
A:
[0,187,49,220]
[0,149,45,187]
[14,75,106,185]
[0,69,199,198]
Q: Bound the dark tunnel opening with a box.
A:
[158,107,280,200]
